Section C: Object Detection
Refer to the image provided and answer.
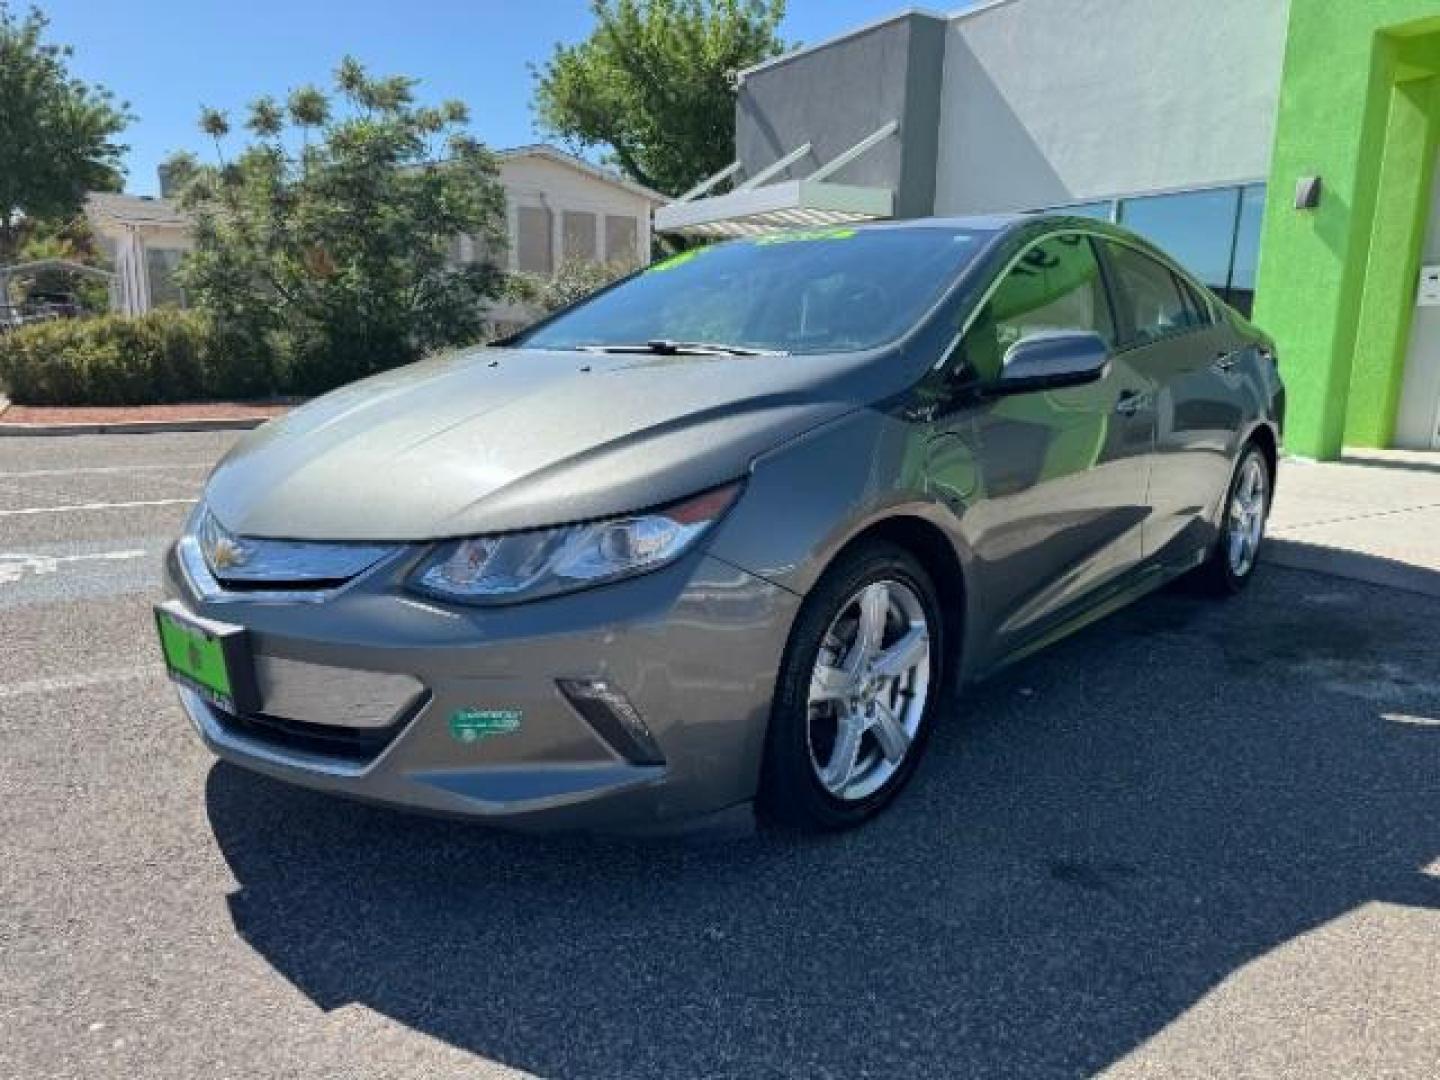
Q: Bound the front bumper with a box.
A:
[163,542,800,831]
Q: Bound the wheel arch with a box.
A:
[817,512,970,683]
[1247,422,1279,498]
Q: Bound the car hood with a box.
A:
[204,345,908,541]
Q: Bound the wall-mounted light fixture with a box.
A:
[1294,176,1323,210]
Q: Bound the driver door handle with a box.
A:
[1115,390,1143,417]
[1213,350,1241,372]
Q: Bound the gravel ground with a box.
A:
[1,432,1437,1079]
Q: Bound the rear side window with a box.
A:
[959,233,1116,381]
[1103,241,1193,346]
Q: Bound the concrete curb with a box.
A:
[1266,537,1440,600]
[0,416,272,436]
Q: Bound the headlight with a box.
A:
[408,482,742,605]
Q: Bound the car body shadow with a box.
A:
[206,566,1440,1078]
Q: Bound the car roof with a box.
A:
[839,212,1134,239]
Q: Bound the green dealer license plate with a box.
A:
[154,600,258,714]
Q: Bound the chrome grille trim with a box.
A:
[177,532,405,604]
[197,508,397,584]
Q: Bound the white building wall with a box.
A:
[497,154,655,272]
[934,0,1291,215]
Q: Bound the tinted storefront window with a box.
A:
[1114,184,1267,318]
[1058,201,1115,221]
[1227,184,1266,317]
[1119,187,1239,297]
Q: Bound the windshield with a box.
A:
[514,226,988,356]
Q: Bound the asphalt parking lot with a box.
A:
[2,431,1438,1079]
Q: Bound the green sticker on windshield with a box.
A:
[646,248,706,273]
[450,708,523,743]
[752,227,857,246]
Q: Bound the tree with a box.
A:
[514,257,634,315]
[533,0,787,196]
[12,216,111,313]
[171,58,510,394]
[0,3,132,263]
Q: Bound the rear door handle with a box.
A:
[1115,391,1143,416]
[1213,350,1241,372]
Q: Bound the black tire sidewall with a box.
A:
[758,542,946,831]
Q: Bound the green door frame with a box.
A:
[1254,2,1440,459]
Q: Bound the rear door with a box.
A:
[1099,240,1248,564]
[929,231,1157,661]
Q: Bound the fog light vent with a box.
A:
[557,679,666,767]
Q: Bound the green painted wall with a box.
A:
[1254,1,1440,458]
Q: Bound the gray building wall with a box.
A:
[934,0,1291,215]
[735,11,948,218]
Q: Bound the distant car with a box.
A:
[158,216,1284,832]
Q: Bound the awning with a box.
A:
[655,120,899,239]
[655,180,893,239]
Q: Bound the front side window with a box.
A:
[516,227,988,356]
[958,233,1114,381]
[1103,241,1191,346]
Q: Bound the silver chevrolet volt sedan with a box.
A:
[157,216,1284,832]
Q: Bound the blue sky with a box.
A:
[39,1,949,195]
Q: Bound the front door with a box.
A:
[932,231,1156,663]
[1396,153,1440,450]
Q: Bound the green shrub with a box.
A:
[0,310,273,406]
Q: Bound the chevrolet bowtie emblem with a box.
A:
[209,536,251,570]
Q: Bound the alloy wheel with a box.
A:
[1227,454,1268,577]
[806,579,932,802]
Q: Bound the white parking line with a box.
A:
[0,498,196,517]
[0,463,211,479]
[0,550,149,584]
[0,666,165,700]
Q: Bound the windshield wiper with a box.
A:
[574,339,788,357]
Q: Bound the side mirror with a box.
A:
[993,331,1111,394]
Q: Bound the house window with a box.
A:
[516,206,553,275]
[562,210,598,263]
[605,215,639,267]
[145,247,186,308]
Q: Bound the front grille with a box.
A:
[213,694,429,766]
[213,575,353,593]
[192,507,399,592]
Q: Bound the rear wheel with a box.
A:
[1194,443,1271,595]
[758,542,944,831]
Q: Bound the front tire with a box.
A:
[1194,443,1271,595]
[758,541,945,831]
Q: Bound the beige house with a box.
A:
[85,191,193,313]
[85,144,663,323]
